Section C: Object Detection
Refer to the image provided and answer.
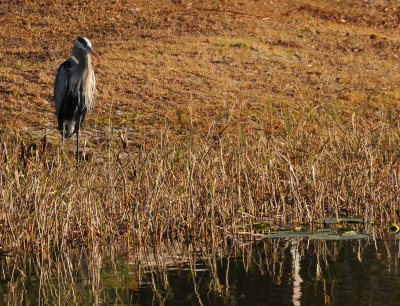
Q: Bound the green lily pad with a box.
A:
[236,219,273,230]
[322,217,364,225]
[311,230,370,241]
[390,224,399,233]
[263,230,312,239]
[341,218,364,224]
[236,224,250,230]
[253,221,272,229]
[263,229,370,241]
[336,227,357,232]
[341,230,358,236]
[312,229,335,234]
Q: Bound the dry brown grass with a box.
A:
[2,0,400,256]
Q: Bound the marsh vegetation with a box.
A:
[2,0,400,303]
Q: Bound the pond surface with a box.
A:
[1,237,400,305]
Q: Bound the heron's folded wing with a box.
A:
[54,57,76,117]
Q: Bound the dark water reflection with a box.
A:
[1,238,400,305]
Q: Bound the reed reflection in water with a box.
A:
[1,238,400,305]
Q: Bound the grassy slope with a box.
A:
[2,0,400,140]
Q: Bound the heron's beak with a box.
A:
[88,47,101,61]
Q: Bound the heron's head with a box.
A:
[72,37,101,61]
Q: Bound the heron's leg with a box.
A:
[76,130,79,165]
[61,124,65,162]
[76,122,80,166]
[62,129,65,152]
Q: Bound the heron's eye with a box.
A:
[77,37,87,47]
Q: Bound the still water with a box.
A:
[1,237,400,305]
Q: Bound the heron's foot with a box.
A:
[75,150,92,165]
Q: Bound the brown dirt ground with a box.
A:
[2,0,400,148]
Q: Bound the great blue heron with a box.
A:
[54,37,100,164]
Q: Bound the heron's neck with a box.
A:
[77,52,91,70]
[74,49,92,83]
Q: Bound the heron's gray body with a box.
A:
[53,37,99,164]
